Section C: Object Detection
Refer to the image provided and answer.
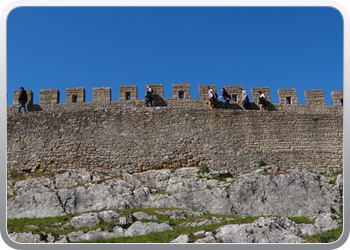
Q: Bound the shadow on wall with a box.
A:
[153,95,167,107]
[248,101,278,111]
[24,104,43,112]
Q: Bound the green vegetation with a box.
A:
[200,166,209,175]
[302,206,343,243]
[98,218,115,232]
[288,217,314,224]
[76,212,259,243]
[258,160,266,167]
[8,207,344,244]
[9,171,26,181]
[303,226,343,243]
[330,206,336,214]
[328,178,336,185]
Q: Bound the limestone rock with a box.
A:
[13,177,55,196]
[9,232,55,243]
[133,212,157,220]
[229,169,330,217]
[215,217,304,243]
[314,213,341,233]
[69,213,100,229]
[124,221,173,237]
[194,235,217,243]
[98,210,120,223]
[54,169,92,188]
[170,234,189,243]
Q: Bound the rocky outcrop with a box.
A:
[229,169,331,217]
[7,167,343,220]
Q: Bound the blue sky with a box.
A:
[7,7,343,106]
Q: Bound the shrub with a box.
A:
[39,232,48,242]
[200,166,209,174]
[328,178,336,185]
[258,160,266,167]
[319,233,336,243]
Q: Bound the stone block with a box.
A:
[331,91,343,107]
[172,83,190,99]
[305,90,325,106]
[93,87,111,102]
[39,89,60,104]
[119,86,138,101]
[66,87,85,103]
[224,86,242,103]
[278,88,298,105]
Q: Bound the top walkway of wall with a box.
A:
[8,84,343,114]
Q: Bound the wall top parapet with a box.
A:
[10,84,343,109]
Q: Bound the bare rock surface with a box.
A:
[133,212,157,220]
[215,217,305,243]
[98,210,120,223]
[7,167,342,219]
[69,213,100,229]
[123,221,173,237]
[13,177,55,196]
[229,169,331,217]
[9,232,55,243]
[170,234,189,243]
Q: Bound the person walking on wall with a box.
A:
[145,85,153,107]
[218,88,231,109]
[203,86,216,109]
[238,88,249,110]
[258,91,268,111]
[17,87,27,113]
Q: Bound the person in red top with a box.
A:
[218,88,231,109]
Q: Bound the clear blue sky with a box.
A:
[7,7,343,106]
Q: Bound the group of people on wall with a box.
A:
[144,85,268,111]
[203,86,268,111]
[15,85,268,113]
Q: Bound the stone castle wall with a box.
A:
[7,84,343,176]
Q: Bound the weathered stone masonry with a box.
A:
[7,84,343,176]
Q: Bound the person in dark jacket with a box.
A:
[17,87,27,113]
[257,91,267,111]
[218,88,231,109]
[145,85,153,107]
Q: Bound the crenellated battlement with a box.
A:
[9,84,343,113]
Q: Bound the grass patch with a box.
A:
[98,218,115,232]
[9,171,26,181]
[288,217,314,224]
[7,214,78,235]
